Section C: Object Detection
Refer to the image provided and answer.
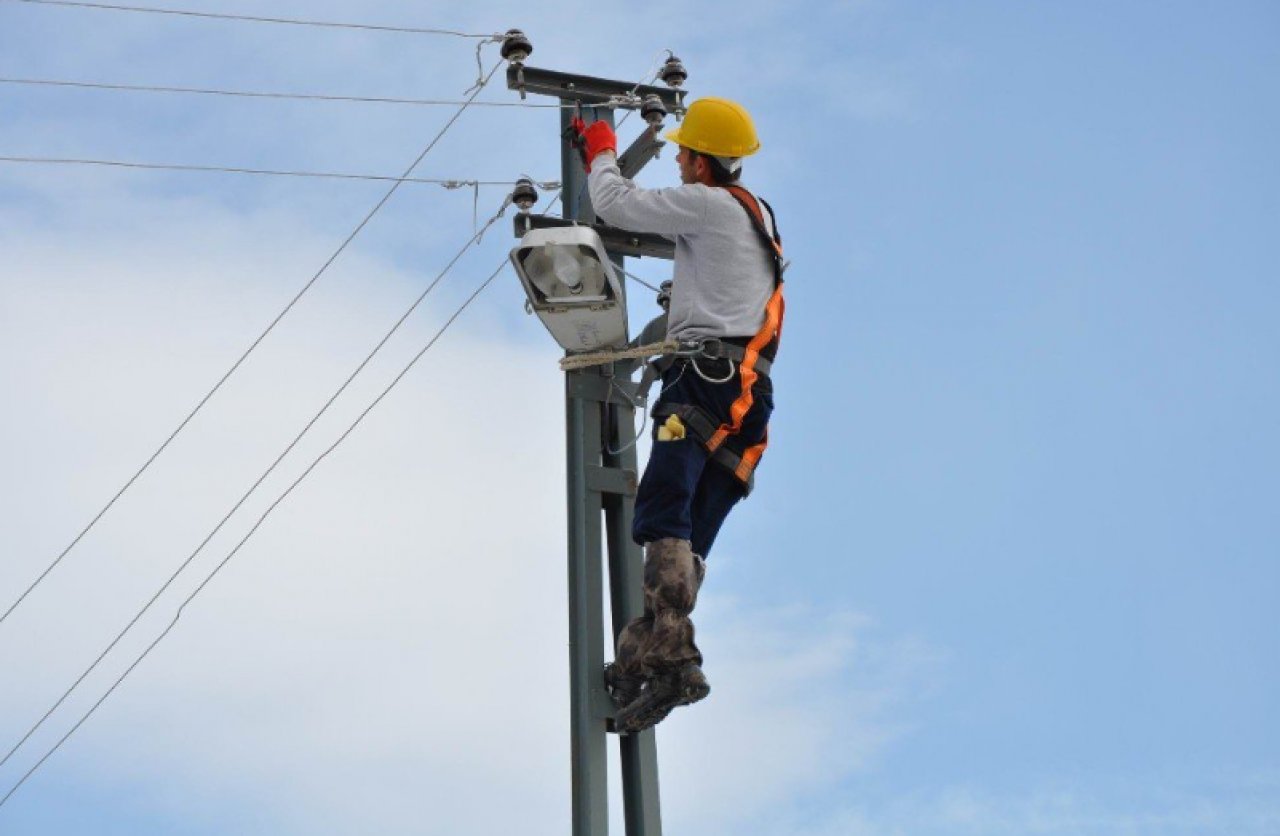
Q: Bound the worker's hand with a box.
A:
[582,121,617,169]
[569,117,616,173]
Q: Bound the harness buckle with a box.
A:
[674,338,705,358]
[673,337,728,361]
[697,337,726,360]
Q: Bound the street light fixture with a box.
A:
[509,225,627,352]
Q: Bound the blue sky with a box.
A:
[1,1,1277,834]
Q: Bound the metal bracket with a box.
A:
[594,687,619,720]
[618,125,667,180]
[514,214,674,261]
[567,372,643,406]
[507,65,683,112]
[586,465,638,497]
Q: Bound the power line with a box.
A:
[0,76,567,108]
[0,215,526,806]
[617,48,676,129]
[570,59,670,218]
[0,155,558,189]
[0,59,505,630]
[7,0,500,38]
[620,266,662,294]
[0,193,514,778]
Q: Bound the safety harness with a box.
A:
[646,185,785,495]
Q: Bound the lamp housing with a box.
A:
[510,225,627,352]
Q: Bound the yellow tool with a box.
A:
[657,414,687,442]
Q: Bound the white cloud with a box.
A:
[753,773,1280,836]
[0,187,927,833]
[655,604,938,835]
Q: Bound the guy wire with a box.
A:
[0,76,588,108]
[0,59,505,629]
[0,155,557,189]
[7,0,501,38]
[0,194,514,776]
[0,189,553,806]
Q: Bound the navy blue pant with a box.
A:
[632,358,774,559]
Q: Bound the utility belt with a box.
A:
[689,336,774,378]
[636,335,772,401]
[636,335,777,496]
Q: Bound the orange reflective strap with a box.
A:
[705,282,784,453]
[735,436,769,483]
[703,185,784,480]
[774,291,786,343]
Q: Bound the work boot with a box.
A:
[614,662,710,735]
[637,539,703,673]
[605,662,666,735]
[603,663,643,710]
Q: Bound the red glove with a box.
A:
[570,117,617,173]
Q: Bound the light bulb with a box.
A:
[550,245,584,293]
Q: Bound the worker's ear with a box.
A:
[694,154,712,184]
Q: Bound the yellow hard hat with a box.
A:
[664,97,761,158]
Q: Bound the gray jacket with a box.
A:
[587,153,777,345]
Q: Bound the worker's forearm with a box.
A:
[587,155,707,235]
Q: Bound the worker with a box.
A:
[573,96,784,733]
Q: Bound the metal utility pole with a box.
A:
[504,39,685,836]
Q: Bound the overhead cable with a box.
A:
[618,48,677,128]
[7,0,500,38]
[0,77,567,107]
[0,59,505,630]
[0,193,515,779]
[0,190,540,806]
[571,58,671,218]
[0,155,558,190]
[619,267,662,293]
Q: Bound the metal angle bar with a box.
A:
[507,65,682,111]
[512,214,675,261]
[585,464,637,497]
[618,126,667,181]
[602,387,663,835]
[565,372,611,834]
[559,102,602,224]
[566,373,643,406]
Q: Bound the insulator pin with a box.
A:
[660,55,687,88]
[641,94,668,128]
[511,177,538,212]
[500,29,533,64]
